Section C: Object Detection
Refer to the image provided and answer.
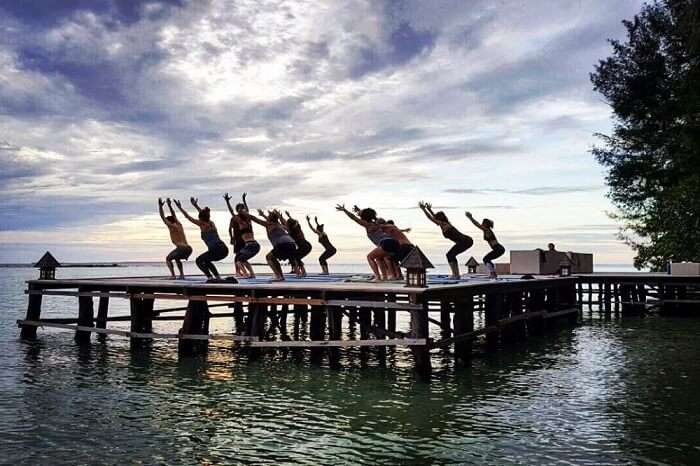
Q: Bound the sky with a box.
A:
[0,0,646,265]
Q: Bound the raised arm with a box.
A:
[465,211,485,231]
[166,198,177,220]
[248,210,268,227]
[418,201,438,225]
[190,197,202,213]
[306,215,319,235]
[336,204,371,227]
[158,198,169,225]
[242,192,249,211]
[223,193,235,215]
[174,199,203,226]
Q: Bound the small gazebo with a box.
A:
[401,246,434,288]
[34,251,61,280]
[466,257,479,274]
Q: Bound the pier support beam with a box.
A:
[327,307,342,368]
[75,290,95,344]
[20,284,43,339]
[484,293,502,350]
[179,299,209,355]
[452,295,474,366]
[309,305,326,364]
[410,294,431,377]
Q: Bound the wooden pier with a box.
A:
[18,271,699,374]
[16,274,579,375]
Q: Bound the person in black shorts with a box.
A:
[249,207,299,281]
[336,204,399,280]
[224,192,261,278]
[158,198,192,279]
[466,211,505,279]
[282,211,311,277]
[307,215,336,275]
[419,201,473,279]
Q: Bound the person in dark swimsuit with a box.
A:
[465,211,505,279]
[174,198,230,282]
[224,192,260,278]
[377,219,414,280]
[306,215,336,275]
[419,201,473,279]
[336,204,398,280]
[249,207,298,281]
[282,211,311,277]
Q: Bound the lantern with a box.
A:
[34,251,61,280]
[465,257,479,274]
[400,246,434,288]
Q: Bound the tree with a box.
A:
[590,0,700,270]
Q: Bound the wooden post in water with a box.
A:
[327,305,343,368]
[179,299,210,355]
[373,307,387,365]
[75,289,95,344]
[452,295,474,365]
[358,307,371,362]
[386,294,396,334]
[409,293,431,376]
[96,296,109,342]
[484,293,502,350]
[20,284,43,339]
[309,304,326,364]
[440,300,451,333]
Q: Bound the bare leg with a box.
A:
[449,262,460,279]
[267,252,285,281]
[166,259,176,279]
[366,249,383,280]
[381,257,394,280]
[175,259,185,279]
[392,260,402,280]
[320,263,329,275]
[243,261,255,278]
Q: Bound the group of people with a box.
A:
[158,196,506,282]
[158,195,336,282]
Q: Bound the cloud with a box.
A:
[0,0,645,262]
[444,186,602,195]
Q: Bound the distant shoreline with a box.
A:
[0,263,124,268]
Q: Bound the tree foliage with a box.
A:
[591,0,700,270]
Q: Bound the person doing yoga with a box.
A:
[224,192,260,278]
[336,204,399,281]
[465,211,505,279]
[419,201,473,279]
[158,198,192,279]
[282,211,311,277]
[249,208,299,281]
[174,197,230,282]
[306,215,336,275]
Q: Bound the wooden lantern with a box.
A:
[466,257,479,274]
[34,251,61,280]
[400,246,434,288]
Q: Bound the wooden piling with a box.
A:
[452,295,474,365]
[327,306,343,368]
[179,299,210,355]
[309,305,326,364]
[75,290,95,344]
[409,294,431,376]
[484,293,502,349]
[20,284,43,339]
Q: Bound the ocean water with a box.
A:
[1,263,699,465]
